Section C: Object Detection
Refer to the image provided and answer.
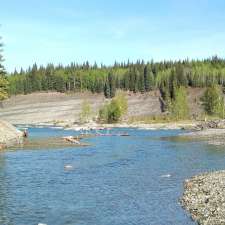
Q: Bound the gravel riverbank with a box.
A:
[22,120,197,131]
[181,170,225,225]
[179,129,225,146]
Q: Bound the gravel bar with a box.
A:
[181,170,225,225]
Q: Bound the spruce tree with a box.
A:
[144,65,155,91]
[129,68,135,92]
[104,81,110,98]
[123,71,129,90]
[108,72,116,98]
[132,68,139,93]
[175,64,188,87]
[138,72,145,93]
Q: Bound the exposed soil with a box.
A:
[0,91,162,124]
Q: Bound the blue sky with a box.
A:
[1,0,225,72]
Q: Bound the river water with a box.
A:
[0,127,225,225]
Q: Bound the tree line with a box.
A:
[7,57,225,97]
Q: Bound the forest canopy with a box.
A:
[8,56,225,99]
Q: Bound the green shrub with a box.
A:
[114,92,128,115]
[107,99,122,123]
[79,100,92,123]
[201,85,225,118]
[171,87,189,120]
[98,93,128,123]
[99,103,109,122]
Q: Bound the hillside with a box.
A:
[0,88,205,125]
[0,91,161,124]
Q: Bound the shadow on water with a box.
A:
[160,135,201,143]
[160,133,225,153]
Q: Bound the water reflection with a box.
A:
[0,154,12,224]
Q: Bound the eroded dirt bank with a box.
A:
[0,91,162,124]
[0,88,204,125]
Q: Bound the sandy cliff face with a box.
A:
[0,120,23,148]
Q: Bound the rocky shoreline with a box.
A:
[179,128,225,146]
[17,120,198,131]
[181,170,225,225]
[176,120,225,146]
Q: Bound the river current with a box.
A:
[0,127,224,225]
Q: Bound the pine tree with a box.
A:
[0,37,8,101]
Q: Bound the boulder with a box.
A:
[0,120,23,149]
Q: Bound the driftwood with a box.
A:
[63,136,81,144]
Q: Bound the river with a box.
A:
[0,127,225,225]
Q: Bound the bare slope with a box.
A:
[0,91,162,124]
[186,87,205,117]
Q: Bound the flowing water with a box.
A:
[0,127,225,225]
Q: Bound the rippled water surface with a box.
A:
[1,127,225,225]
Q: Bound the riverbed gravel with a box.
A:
[181,170,225,225]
